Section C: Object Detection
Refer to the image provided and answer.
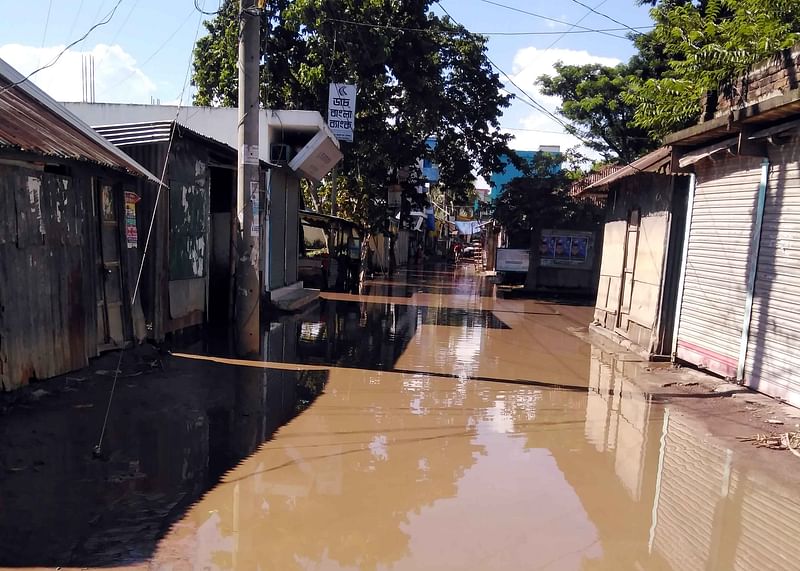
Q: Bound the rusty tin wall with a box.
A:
[0,158,139,390]
[120,135,213,340]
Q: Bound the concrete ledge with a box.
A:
[588,323,654,361]
[269,281,304,301]
[269,283,319,312]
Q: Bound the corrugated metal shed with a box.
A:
[0,58,160,184]
[94,121,236,157]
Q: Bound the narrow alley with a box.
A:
[1,266,798,570]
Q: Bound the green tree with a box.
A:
[491,151,601,287]
[537,61,659,163]
[192,0,511,229]
[626,0,800,136]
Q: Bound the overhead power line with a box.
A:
[194,0,223,16]
[435,2,571,132]
[324,17,650,37]
[568,0,645,36]
[543,0,609,51]
[40,0,54,48]
[477,0,632,39]
[0,0,124,95]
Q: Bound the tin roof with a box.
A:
[570,164,625,196]
[93,120,237,158]
[584,146,674,192]
[0,58,160,184]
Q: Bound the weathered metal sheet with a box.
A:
[0,59,160,183]
[0,165,99,390]
[744,140,800,406]
[675,156,763,378]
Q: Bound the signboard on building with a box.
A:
[327,83,356,143]
[538,229,593,269]
[497,248,530,273]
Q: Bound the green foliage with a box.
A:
[192,0,512,229]
[626,0,800,136]
[537,61,659,163]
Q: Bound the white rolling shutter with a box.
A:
[675,156,763,378]
[744,141,800,406]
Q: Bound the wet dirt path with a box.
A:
[2,264,800,570]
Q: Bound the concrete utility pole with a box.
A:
[235,0,261,356]
[330,167,338,217]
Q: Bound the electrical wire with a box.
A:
[324,17,650,37]
[567,0,644,36]
[194,0,223,16]
[110,0,142,44]
[95,2,209,456]
[436,0,644,170]
[67,0,86,41]
[113,5,197,88]
[542,0,609,51]
[0,0,123,96]
[40,0,54,48]
[477,0,631,39]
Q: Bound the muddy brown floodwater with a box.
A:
[2,264,800,570]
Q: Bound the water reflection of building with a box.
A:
[575,347,800,570]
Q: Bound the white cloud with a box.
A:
[0,43,157,104]
[504,47,620,156]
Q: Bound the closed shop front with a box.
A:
[675,156,764,378]
[744,141,800,406]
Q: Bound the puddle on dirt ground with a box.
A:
[1,265,799,570]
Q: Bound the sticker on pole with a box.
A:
[327,83,356,142]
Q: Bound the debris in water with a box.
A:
[738,431,800,458]
[29,389,49,400]
[766,419,784,425]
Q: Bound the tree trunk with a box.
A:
[524,227,542,290]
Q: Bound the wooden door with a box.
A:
[96,182,125,349]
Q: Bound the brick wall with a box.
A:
[704,42,800,120]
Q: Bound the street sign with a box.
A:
[327,83,356,142]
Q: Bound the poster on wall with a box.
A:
[124,191,140,249]
[539,230,592,268]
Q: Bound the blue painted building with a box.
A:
[489,146,561,200]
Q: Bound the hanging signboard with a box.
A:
[327,83,356,143]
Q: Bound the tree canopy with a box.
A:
[535,0,800,163]
[537,61,658,164]
[626,0,800,136]
[192,0,512,229]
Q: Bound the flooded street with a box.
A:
[2,265,800,569]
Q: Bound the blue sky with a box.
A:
[0,0,654,153]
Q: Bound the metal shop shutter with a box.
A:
[676,156,763,378]
[744,143,800,406]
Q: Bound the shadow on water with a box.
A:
[0,347,328,567]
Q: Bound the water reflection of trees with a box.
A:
[152,369,499,570]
